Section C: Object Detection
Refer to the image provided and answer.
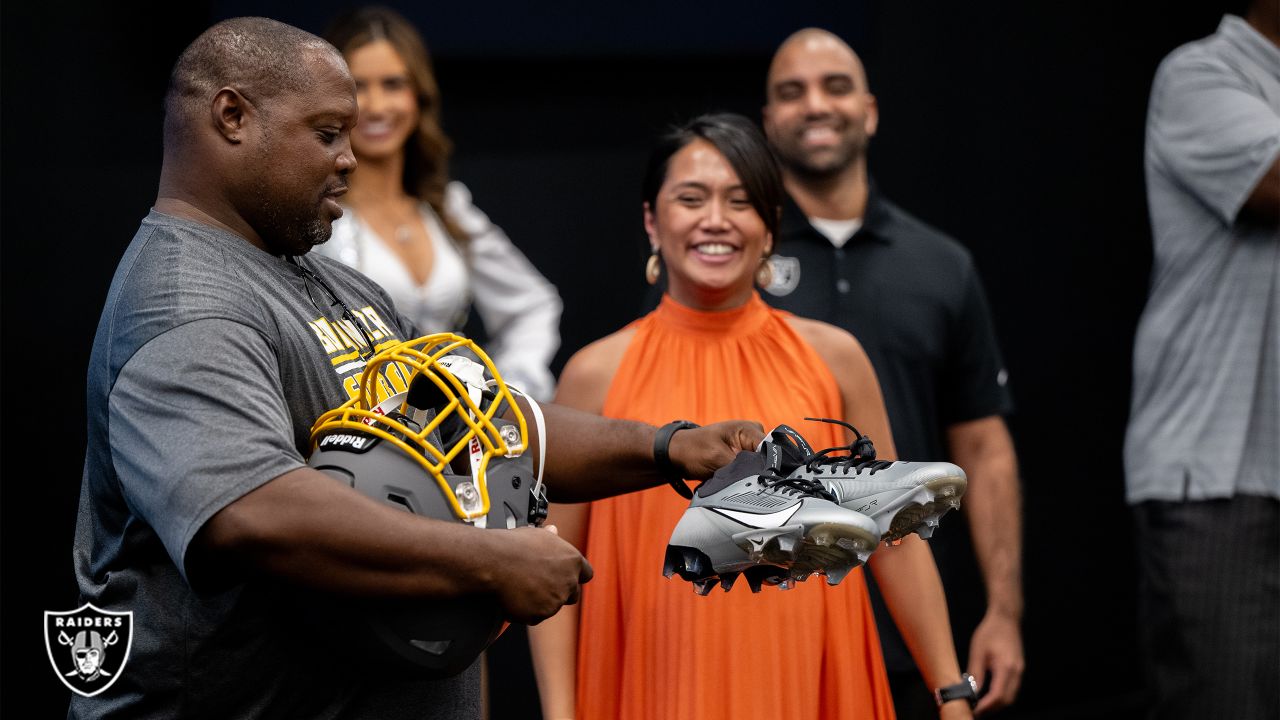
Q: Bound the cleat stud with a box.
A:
[664,545,715,581]
[693,578,719,596]
[719,572,739,592]
[682,549,706,578]
[824,562,853,586]
[662,547,680,578]
[745,565,782,593]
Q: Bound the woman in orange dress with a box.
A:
[530,114,971,720]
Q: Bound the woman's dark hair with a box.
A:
[323,6,467,243]
[641,113,783,242]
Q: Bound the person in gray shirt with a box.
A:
[1125,2,1279,718]
[72,17,762,719]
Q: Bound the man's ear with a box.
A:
[864,93,879,138]
[211,87,251,144]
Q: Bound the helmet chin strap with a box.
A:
[448,355,548,525]
[436,356,490,489]
[397,352,546,527]
[500,382,547,522]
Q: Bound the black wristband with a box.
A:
[654,420,699,499]
[934,673,978,709]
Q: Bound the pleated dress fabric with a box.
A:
[575,292,895,720]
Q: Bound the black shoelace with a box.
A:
[801,417,895,476]
[759,466,837,502]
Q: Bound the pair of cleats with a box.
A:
[663,418,967,595]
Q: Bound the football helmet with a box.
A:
[307,333,548,677]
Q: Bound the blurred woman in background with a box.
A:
[320,6,562,400]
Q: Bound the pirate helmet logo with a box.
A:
[44,604,133,697]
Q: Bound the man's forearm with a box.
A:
[537,402,665,502]
[193,467,515,597]
[948,416,1023,619]
[534,402,763,503]
[192,466,591,624]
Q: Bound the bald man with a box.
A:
[72,17,760,718]
[761,29,1025,717]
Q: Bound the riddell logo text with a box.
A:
[323,434,370,449]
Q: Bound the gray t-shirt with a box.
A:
[72,211,480,718]
[1125,15,1280,503]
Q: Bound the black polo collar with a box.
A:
[779,178,895,245]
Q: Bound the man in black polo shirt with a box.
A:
[761,29,1025,717]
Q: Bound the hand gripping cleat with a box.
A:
[663,449,880,594]
[789,418,968,542]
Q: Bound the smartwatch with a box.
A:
[654,420,700,499]
[934,673,978,709]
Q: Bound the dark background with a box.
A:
[1,0,1237,716]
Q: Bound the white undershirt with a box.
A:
[809,216,863,248]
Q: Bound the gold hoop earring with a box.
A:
[755,257,773,288]
[645,252,662,285]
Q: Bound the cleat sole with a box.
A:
[873,476,967,543]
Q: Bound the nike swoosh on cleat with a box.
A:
[710,506,799,528]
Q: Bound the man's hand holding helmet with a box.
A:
[483,524,593,625]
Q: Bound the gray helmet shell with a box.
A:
[308,418,541,678]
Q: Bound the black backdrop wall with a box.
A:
[1,1,1235,716]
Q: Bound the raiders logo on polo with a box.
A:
[45,604,133,697]
[763,255,801,297]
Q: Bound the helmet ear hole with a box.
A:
[385,493,413,513]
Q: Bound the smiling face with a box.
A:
[763,32,877,179]
[645,138,772,311]
[346,39,421,163]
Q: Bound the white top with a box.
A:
[318,181,563,401]
[809,216,863,248]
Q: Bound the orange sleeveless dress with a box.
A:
[576,293,895,720]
